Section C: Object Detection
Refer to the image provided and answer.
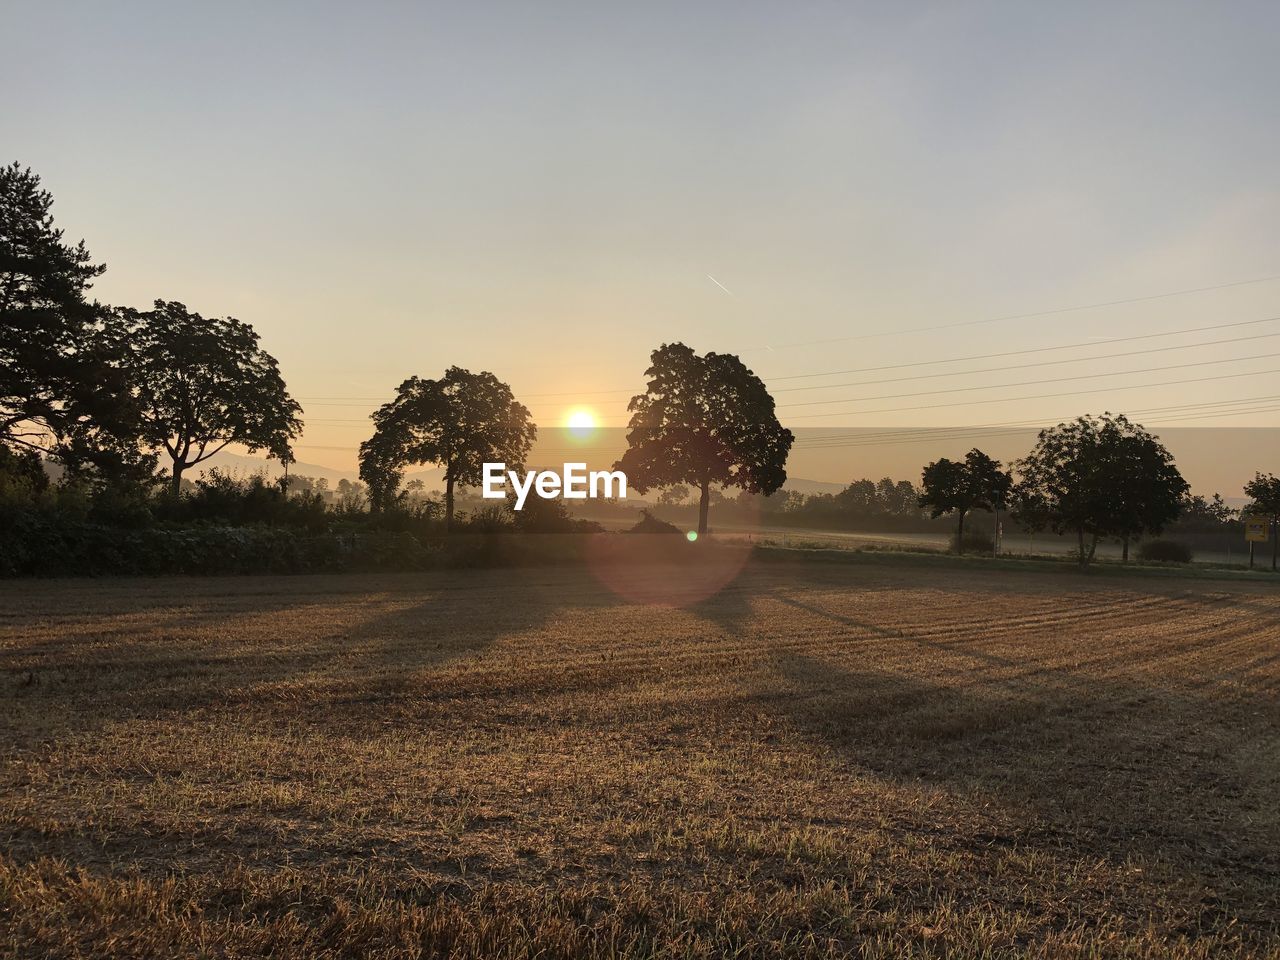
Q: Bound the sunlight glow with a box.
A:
[566,408,597,430]
[565,406,599,441]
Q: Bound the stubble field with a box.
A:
[2,553,1278,958]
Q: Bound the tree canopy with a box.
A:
[1013,413,1187,565]
[614,343,793,536]
[1,162,139,466]
[121,300,302,494]
[1243,472,1280,570]
[918,448,1011,552]
[359,367,536,529]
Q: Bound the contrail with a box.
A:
[707,274,736,298]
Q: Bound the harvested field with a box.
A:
[2,555,1278,958]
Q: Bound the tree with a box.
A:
[1243,472,1280,571]
[1179,492,1235,528]
[359,367,536,530]
[121,301,302,494]
[615,343,793,536]
[358,422,408,513]
[1013,413,1187,566]
[657,484,691,507]
[1,163,140,464]
[918,449,1011,553]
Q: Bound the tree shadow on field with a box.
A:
[670,558,1280,931]
[3,568,632,735]
[688,577,759,638]
[289,566,639,722]
[765,644,1280,928]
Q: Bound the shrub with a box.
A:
[513,497,603,534]
[951,529,994,555]
[1137,539,1193,564]
[0,513,434,577]
[627,509,683,535]
[457,504,515,533]
[159,469,330,531]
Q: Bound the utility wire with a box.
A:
[793,399,1280,450]
[294,314,1280,405]
[786,367,1280,419]
[793,394,1280,446]
[740,273,1280,352]
[779,352,1280,409]
[775,330,1280,395]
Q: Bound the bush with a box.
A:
[1137,539,1193,564]
[158,469,330,531]
[627,509,683,535]
[951,528,994,555]
[457,504,515,533]
[0,512,434,577]
[513,497,603,534]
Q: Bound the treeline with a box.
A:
[909,429,1280,566]
[3,162,1279,574]
[646,478,936,532]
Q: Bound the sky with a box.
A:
[6,1,1280,486]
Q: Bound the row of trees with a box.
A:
[919,417,1280,567]
[358,343,794,535]
[7,163,795,537]
[2,164,301,496]
[6,161,1277,567]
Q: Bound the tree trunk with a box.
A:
[170,461,186,498]
[445,474,455,533]
[697,479,710,537]
[1088,534,1098,564]
[1273,514,1278,571]
[1077,527,1087,566]
[955,509,967,554]
[1122,536,1130,562]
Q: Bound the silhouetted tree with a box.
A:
[120,300,302,494]
[360,367,536,530]
[918,449,1011,553]
[657,484,691,506]
[1243,472,1280,571]
[1013,414,1187,566]
[358,423,407,513]
[615,343,793,536]
[1179,492,1235,527]
[1,163,141,467]
[334,478,368,515]
[837,478,877,513]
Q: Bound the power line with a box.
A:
[793,394,1274,448]
[294,395,1280,456]
[793,397,1280,450]
[775,329,1280,395]
[766,315,1280,382]
[778,352,1280,409]
[786,367,1280,419]
[293,313,1280,407]
[303,360,1280,426]
[793,394,1280,446]
[740,273,1280,352]
[789,405,1280,453]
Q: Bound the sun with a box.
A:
[565,407,597,430]
[564,406,598,440]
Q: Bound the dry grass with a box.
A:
[2,552,1278,958]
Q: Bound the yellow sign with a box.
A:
[1244,517,1271,543]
